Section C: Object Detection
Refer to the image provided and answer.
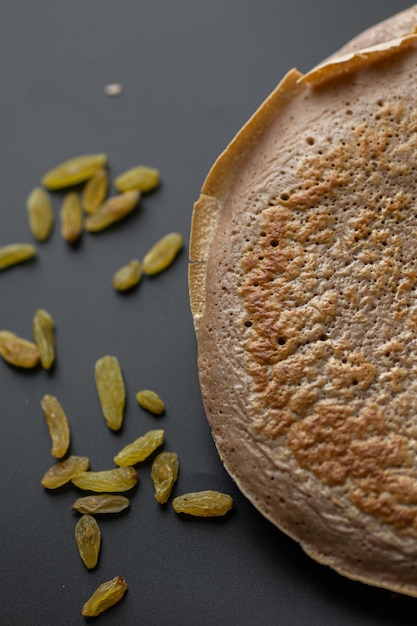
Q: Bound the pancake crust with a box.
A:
[189,6,417,596]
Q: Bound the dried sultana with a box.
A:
[85,190,140,232]
[42,153,107,190]
[27,187,54,242]
[114,430,164,467]
[151,451,179,503]
[75,514,101,569]
[95,355,125,431]
[82,167,108,214]
[136,389,165,415]
[60,192,83,243]
[82,576,128,617]
[72,466,138,492]
[142,232,183,275]
[112,259,142,291]
[114,165,160,193]
[0,243,36,271]
[41,455,90,489]
[172,491,234,517]
[0,331,39,368]
[71,494,130,515]
[32,308,55,369]
[41,394,70,458]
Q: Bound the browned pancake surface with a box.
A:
[189,6,417,596]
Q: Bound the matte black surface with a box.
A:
[0,2,416,624]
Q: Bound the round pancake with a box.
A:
[189,6,417,597]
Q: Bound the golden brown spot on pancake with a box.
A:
[327,353,376,391]
[254,409,295,439]
[287,386,319,417]
[350,470,417,532]
[287,402,412,523]
[378,367,409,393]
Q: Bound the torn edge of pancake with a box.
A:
[189,194,219,331]
[300,32,417,87]
[200,68,303,201]
[188,68,303,332]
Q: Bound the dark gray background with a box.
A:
[0,1,416,624]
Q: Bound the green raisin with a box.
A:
[151,451,179,503]
[0,243,36,271]
[71,466,138,492]
[71,494,130,515]
[85,190,140,232]
[82,576,128,617]
[142,233,182,275]
[112,259,142,291]
[0,331,39,368]
[113,430,164,466]
[172,491,234,517]
[42,154,108,190]
[95,355,125,431]
[41,394,70,459]
[60,192,83,243]
[82,167,108,214]
[75,514,101,569]
[114,166,160,193]
[135,389,165,415]
[32,308,55,369]
[41,455,90,489]
[27,187,54,242]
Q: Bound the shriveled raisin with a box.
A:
[114,430,164,467]
[41,394,70,459]
[72,466,138,492]
[114,165,160,193]
[27,187,54,242]
[82,576,128,617]
[142,232,182,275]
[85,190,140,232]
[42,154,107,189]
[71,494,130,515]
[112,259,142,291]
[0,331,39,368]
[95,355,125,431]
[75,514,101,569]
[82,167,108,214]
[172,491,234,517]
[0,243,36,271]
[32,308,55,369]
[41,455,90,489]
[151,451,179,503]
[60,192,83,243]
[136,389,165,415]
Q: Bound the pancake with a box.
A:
[189,6,417,597]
